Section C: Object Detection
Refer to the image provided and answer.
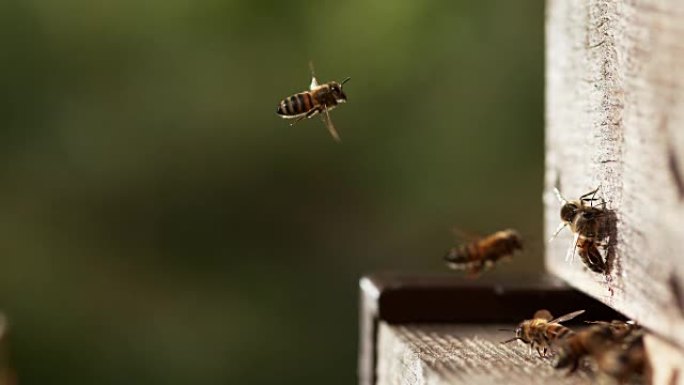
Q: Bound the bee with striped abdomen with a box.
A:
[554,320,642,375]
[554,323,618,372]
[444,229,523,277]
[503,309,585,357]
[276,62,350,142]
[576,237,607,274]
[550,186,609,273]
[594,330,646,384]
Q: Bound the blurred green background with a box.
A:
[0,0,543,384]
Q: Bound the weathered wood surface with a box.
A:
[376,323,620,385]
[357,273,623,385]
[545,0,684,348]
[644,334,684,385]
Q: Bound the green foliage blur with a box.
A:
[0,0,543,384]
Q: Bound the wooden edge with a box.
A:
[645,334,684,385]
[358,277,379,385]
[357,272,624,385]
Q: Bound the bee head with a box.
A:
[501,322,529,345]
[506,229,524,250]
[560,201,580,223]
[331,77,350,103]
[514,325,525,341]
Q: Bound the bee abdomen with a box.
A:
[276,93,313,116]
[444,244,479,265]
[554,336,584,370]
[546,325,574,342]
[579,242,607,273]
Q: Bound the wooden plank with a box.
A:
[357,273,622,385]
[644,334,684,385]
[545,0,684,348]
[377,323,605,385]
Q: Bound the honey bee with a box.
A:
[551,186,609,273]
[276,62,350,142]
[503,309,585,357]
[444,229,523,277]
[554,320,642,376]
[594,329,646,384]
[554,324,614,372]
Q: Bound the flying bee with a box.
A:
[276,62,350,142]
[502,309,585,357]
[444,229,523,277]
[551,186,609,272]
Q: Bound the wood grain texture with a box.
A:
[377,323,609,385]
[545,0,684,348]
[357,274,625,385]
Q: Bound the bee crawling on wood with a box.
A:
[502,309,585,357]
[443,229,523,278]
[554,320,638,372]
[595,330,646,384]
[276,62,350,142]
[554,320,644,380]
[551,186,609,274]
[553,324,614,372]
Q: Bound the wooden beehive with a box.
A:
[545,0,684,347]
[360,0,684,384]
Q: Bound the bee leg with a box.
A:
[289,115,308,126]
[579,186,601,202]
[536,347,544,358]
[306,108,321,119]
[289,108,321,127]
[549,221,568,242]
[466,271,481,280]
[321,105,341,142]
[465,263,481,280]
[566,233,580,262]
[543,347,548,357]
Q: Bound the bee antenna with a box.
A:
[548,222,568,242]
[341,77,351,86]
[501,337,522,344]
[498,328,514,332]
[553,187,567,204]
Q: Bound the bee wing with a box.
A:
[565,232,580,262]
[309,61,320,90]
[550,309,585,324]
[321,106,341,142]
[450,226,481,242]
[310,77,319,90]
